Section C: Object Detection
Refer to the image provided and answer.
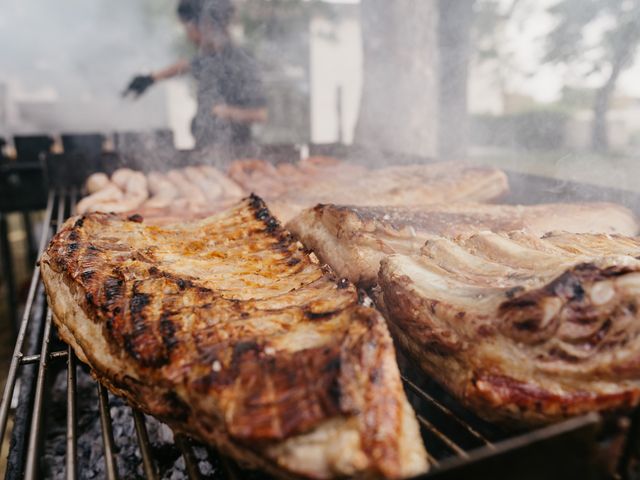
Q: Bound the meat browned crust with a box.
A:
[378,230,640,426]
[287,202,639,287]
[40,195,427,479]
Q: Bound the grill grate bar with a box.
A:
[133,410,158,480]
[66,184,79,480]
[19,349,68,365]
[66,348,77,480]
[98,384,120,480]
[402,375,494,448]
[23,309,54,480]
[417,414,469,458]
[175,434,202,479]
[425,452,440,468]
[24,191,66,480]
[0,190,54,451]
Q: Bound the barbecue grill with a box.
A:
[1,145,639,479]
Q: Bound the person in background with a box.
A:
[123,0,268,149]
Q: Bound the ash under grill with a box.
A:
[0,185,631,480]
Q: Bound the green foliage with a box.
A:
[556,86,597,110]
[235,0,331,51]
[472,109,570,150]
[545,0,640,73]
[474,0,640,78]
[472,0,522,61]
[546,0,640,151]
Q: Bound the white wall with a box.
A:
[166,79,197,149]
[310,11,362,144]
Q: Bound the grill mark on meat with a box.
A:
[304,309,341,320]
[103,277,123,302]
[80,270,94,282]
[249,193,281,233]
[40,198,428,478]
[124,286,169,368]
[255,207,270,220]
[243,345,342,440]
[159,313,179,353]
[505,286,525,299]
[286,257,301,266]
[130,290,151,314]
[191,341,345,440]
[232,340,261,363]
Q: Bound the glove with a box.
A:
[122,74,154,98]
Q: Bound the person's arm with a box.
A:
[212,104,268,124]
[123,59,191,98]
[151,59,191,81]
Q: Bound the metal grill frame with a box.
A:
[0,146,638,479]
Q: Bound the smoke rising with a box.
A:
[0,0,184,135]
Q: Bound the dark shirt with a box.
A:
[190,44,266,148]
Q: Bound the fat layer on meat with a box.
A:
[40,195,427,479]
[287,202,639,287]
[378,230,640,426]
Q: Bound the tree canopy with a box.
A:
[545,0,640,151]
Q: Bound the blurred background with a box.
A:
[1,0,640,336]
[1,0,639,179]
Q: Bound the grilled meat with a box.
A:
[85,172,110,194]
[378,230,640,425]
[227,159,291,199]
[144,171,180,209]
[272,163,509,223]
[40,196,427,479]
[287,203,639,286]
[78,166,247,224]
[228,161,509,223]
[75,183,124,215]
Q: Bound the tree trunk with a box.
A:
[354,0,439,158]
[438,0,474,160]
[592,62,622,153]
[590,23,639,154]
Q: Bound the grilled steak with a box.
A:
[235,161,509,223]
[287,203,639,286]
[378,230,640,425]
[40,196,427,479]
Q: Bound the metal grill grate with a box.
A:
[0,189,613,479]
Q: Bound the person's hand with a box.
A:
[212,104,232,118]
[122,75,155,98]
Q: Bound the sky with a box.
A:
[489,0,640,102]
[323,0,640,103]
